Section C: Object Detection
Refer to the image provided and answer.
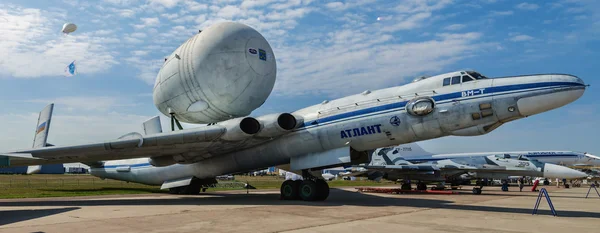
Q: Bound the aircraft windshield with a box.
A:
[467,71,488,80]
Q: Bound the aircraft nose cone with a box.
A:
[555,74,585,86]
[515,74,586,117]
[543,163,587,179]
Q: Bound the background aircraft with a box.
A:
[351,144,587,194]
[388,143,600,167]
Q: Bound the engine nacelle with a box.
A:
[254,113,300,138]
[218,117,261,141]
[149,156,177,167]
[153,21,276,124]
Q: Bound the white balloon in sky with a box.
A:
[61,23,77,34]
[377,17,381,21]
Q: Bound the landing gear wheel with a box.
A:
[472,187,482,195]
[315,179,330,201]
[168,187,180,194]
[401,183,412,190]
[179,184,201,195]
[280,180,299,200]
[299,180,318,201]
[293,180,303,199]
[416,182,427,191]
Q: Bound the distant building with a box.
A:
[66,167,88,174]
[0,164,65,174]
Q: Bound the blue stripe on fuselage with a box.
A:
[301,82,583,128]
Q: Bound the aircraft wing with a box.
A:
[2,115,299,166]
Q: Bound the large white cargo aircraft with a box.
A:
[0,70,587,201]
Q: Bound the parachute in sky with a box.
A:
[64,60,77,77]
[61,23,77,35]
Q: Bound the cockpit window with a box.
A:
[451,76,461,85]
[443,78,451,86]
[462,75,475,83]
[467,71,488,80]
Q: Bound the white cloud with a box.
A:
[130,32,147,38]
[131,50,149,56]
[265,8,312,21]
[273,28,486,96]
[184,0,208,11]
[94,30,114,36]
[240,0,277,9]
[270,0,304,10]
[124,56,164,85]
[26,96,136,112]
[0,5,116,78]
[118,9,136,18]
[325,2,345,11]
[172,15,197,23]
[125,36,144,44]
[444,23,465,31]
[490,10,513,16]
[510,34,534,42]
[161,13,179,20]
[103,0,140,6]
[217,5,243,19]
[148,0,180,8]
[382,12,432,32]
[395,0,453,13]
[140,17,160,27]
[194,15,207,24]
[515,2,539,10]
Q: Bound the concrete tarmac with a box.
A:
[1,185,599,233]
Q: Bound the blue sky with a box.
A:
[0,0,598,156]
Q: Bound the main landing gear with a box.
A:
[472,180,483,195]
[280,170,330,201]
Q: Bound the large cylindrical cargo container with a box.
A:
[153,21,277,124]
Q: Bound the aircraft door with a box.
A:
[490,77,521,124]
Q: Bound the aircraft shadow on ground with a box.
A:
[0,207,80,226]
[0,189,598,218]
[37,187,166,193]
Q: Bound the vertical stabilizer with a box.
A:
[28,103,54,174]
[391,143,434,158]
[33,103,54,148]
[143,116,163,135]
[370,143,434,166]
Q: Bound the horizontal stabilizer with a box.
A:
[0,153,41,167]
[160,177,193,190]
[26,165,41,174]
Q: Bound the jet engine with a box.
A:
[153,21,277,124]
[218,117,262,141]
[255,113,302,138]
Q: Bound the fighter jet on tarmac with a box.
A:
[350,143,588,194]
